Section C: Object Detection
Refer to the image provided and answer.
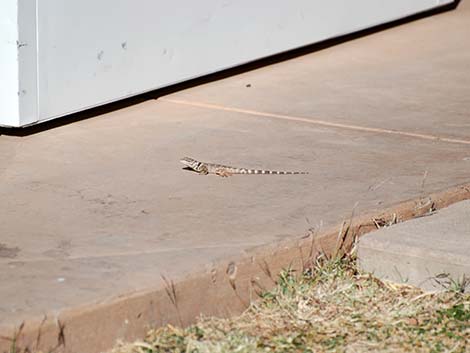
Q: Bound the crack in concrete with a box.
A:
[1,243,263,264]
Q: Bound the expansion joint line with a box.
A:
[161,98,470,146]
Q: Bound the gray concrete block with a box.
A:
[358,200,470,292]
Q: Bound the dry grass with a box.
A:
[111,256,470,353]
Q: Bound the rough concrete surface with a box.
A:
[1,1,470,352]
[358,200,470,292]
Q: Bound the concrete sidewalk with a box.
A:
[1,2,470,352]
[358,200,470,292]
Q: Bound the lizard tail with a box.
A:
[237,169,308,175]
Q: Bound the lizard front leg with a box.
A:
[215,168,232,177]
[198,165,209,175]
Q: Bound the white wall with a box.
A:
[0,0,19,127]
[0,0,455,127]
[17,0,39,126]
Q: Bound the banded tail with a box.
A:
[230,168,307,175]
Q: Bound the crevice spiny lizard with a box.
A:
[180,156,308,177]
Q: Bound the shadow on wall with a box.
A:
[0,0,461,137]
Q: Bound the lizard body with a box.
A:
[180,157,308,177]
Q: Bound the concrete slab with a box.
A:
[358,200,470,292]
[3,101,467,325]
[0,2,469,352]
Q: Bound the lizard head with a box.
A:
[180,157,203,172]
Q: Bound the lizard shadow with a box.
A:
[182,167,198,174]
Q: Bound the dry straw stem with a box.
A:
[111,257,470,353]
[161,275,183,327]
[2,318,65,353]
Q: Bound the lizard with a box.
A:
[180,156,308,177]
